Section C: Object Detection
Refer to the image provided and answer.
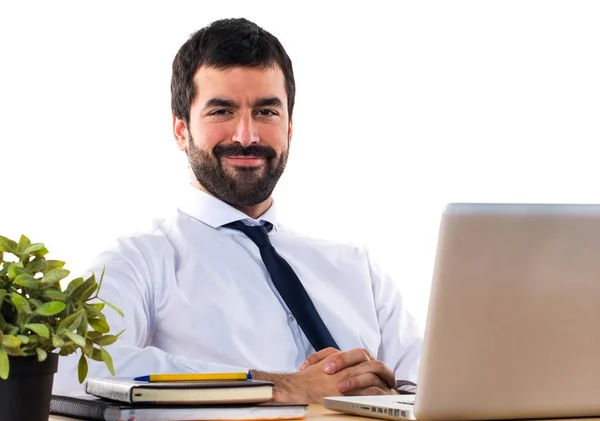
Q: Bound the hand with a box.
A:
[251,348,398,403]
[301,347,397,396]
[252,357,347,403]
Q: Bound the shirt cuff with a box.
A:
[396,380,417,394]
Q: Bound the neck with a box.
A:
[233,199,273,220]
[190,178,273,220]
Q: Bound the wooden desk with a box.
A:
[307,404,362,421]
[48,404,356,421]
[47,404,600,421]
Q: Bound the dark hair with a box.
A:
[171,18,296,124]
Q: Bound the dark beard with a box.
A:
[187,134,288,207]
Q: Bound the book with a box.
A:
[84,377,274,405]
[50,394,308,421]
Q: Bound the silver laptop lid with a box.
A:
[416,203,600,420]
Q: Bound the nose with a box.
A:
[232,114,259,146]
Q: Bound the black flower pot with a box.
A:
[0,353,59,421]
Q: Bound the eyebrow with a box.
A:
[253,96,283,109]
[203,96,284,110]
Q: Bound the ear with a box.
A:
[173,114,188,152]
[288,116,293,144]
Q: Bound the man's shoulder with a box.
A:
[97,210,189,260]
[276,223,368,257]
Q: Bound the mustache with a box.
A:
[213,144,277,159]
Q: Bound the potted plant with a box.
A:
[0,234,123,421]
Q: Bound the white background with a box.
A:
[1,1,599,326]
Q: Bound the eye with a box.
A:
[209,109,232,116]
[256,109,277,117]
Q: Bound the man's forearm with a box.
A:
[250,370,312,403]
[249,370,299,402]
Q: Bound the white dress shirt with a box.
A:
[53,185,423,394]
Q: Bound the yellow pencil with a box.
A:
[134,372,251,382]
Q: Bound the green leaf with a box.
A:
[52,335,65,348]
[0,236,17,254]
[88,318,109,333]
[58,309,84,333]
[84,304,106,321]
[65,277,85,293]
[76,311,89,336]
[25,323,50,339]
[44,260,65,272]
[36,347,47,362]
[10,293,32,314]
[7,262,25,280]
[41,268,70,285]
[5,346,25,356]
[94,266,107,299]
[70,275,97,300]
[100,298,125,318]
[92,334,119,346]
[65,331,86,348]
[89,302,105,311]
[90,347,103,362]
[78,353,88,383]
[42,288,65,300]
[35,301,66,316]
[27,257,47,273]
[0,332,3,343]
[13,274,38,289]
[86,331,103,339]
[83,338,94,355]
[16,235,31,254]
[80,284,98,302]
[25,335,40,345]
[0,289,7,303]
[16,335,29,345]
[58,343,76,356]
[0,346,8,380]
[31,246,49,258]
[101,348,115,375]
[2,335,21,348]
[22,243,45,256]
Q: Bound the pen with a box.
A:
[134,372,252,382]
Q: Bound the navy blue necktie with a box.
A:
[224,220,339,351]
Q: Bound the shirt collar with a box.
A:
[178,184,279,231]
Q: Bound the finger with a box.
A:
[362,347,376,361]
[299,347,338,370]
[338,360,397,389]
[366,360,397,389]
[322,348,372,374]
[337,372,387,393]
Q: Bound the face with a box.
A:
[173,65,293,207]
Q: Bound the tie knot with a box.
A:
[224,220,273,247]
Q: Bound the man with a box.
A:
[53,17,422,403]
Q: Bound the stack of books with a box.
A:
[50,372,307,421]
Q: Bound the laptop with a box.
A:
[325,203,600,420]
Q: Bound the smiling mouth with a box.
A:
[222,156,265,166]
